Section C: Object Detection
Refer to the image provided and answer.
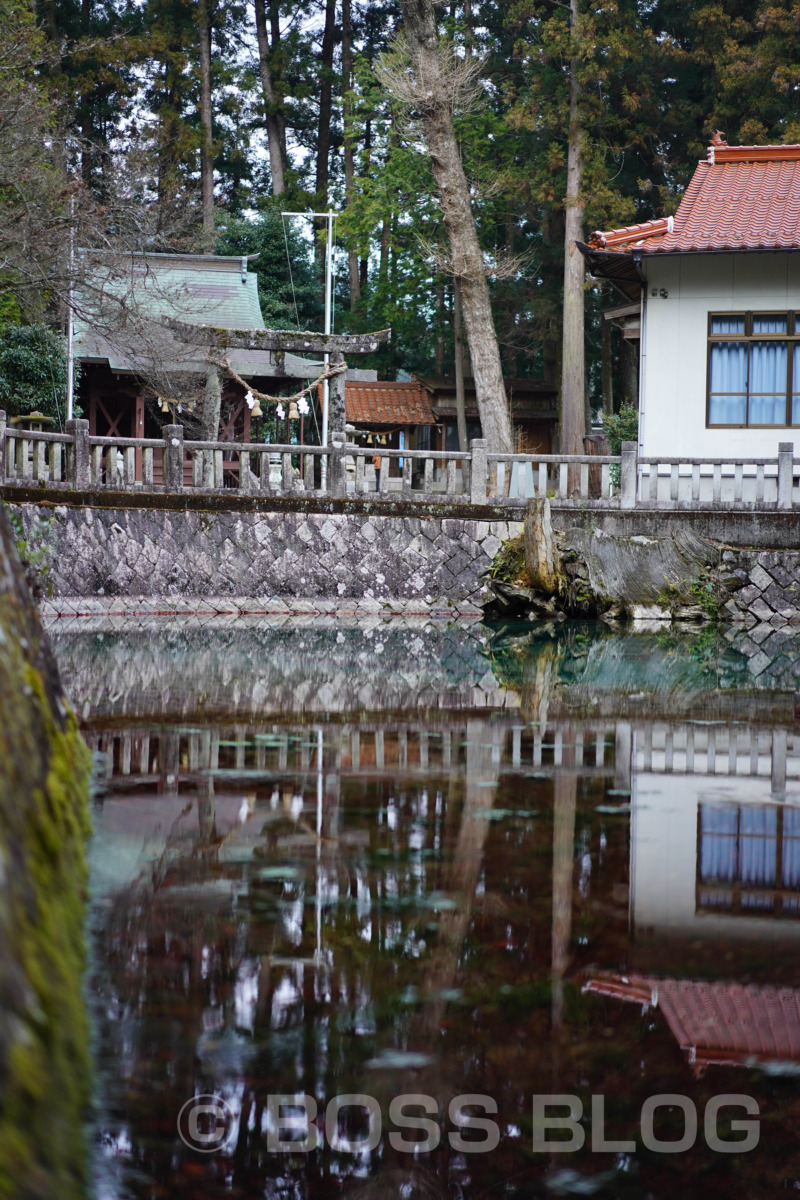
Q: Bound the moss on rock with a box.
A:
[0,499,92,1200]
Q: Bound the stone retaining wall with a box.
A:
[14,501,522,607]
[719,549,800,628]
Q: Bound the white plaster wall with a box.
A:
[631,771,800,944]
[639,252,800,460]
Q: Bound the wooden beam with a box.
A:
[602,302,640,321]
[164,318,390,355]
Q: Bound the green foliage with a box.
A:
[688,574,723,620]
[215,208,322,330]
[6,509,54,600]
[8,0,800,395]
[602,402,639,455]
[656,571,724,621]
[0,325,70,422]
[484,533,529,587]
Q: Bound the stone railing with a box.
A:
[2,411,799,511]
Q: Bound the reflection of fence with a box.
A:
[84,719,633,797]
[6,411,800,511]
[633,724,798,794]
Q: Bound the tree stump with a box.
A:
[524,497,560,594]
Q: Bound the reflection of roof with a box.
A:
[584,973,800,1076]
[74,252,318,380]
[345,380,436,426]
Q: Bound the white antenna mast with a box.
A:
[282,211,336,484]
[66,194,76,421]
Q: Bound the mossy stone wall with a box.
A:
[0,499,92,1200]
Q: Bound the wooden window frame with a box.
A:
[695,802,800,920]
[706,310,800,429]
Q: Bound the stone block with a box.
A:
[748,563,774,591]
[489,521,509,540]
[749,597,775,621]
[481,535,501,560]
[748,650,771,677]
[736,583,763,606]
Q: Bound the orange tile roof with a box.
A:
[584,973,800,1075]
[589,142,800,255]
[345,379,436,426]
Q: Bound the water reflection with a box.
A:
[47,619,800,1198]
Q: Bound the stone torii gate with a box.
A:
[165,319,390,439]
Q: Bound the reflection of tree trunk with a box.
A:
[614,722,631,793]
[551,765,576,1033]
[411,720,496,1047]
[521,641,556,731]
[197,777,216,843]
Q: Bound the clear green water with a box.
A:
[48,617,800,1199]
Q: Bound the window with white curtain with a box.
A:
[697,802,800,917]
[707,312,800,427]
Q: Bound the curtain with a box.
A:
[739,805,777,885]
[753,315,787,334]
[783,808,800,888]
[700,806,738,880]
[709,342,747,424]
[711,316,745,334]
[749,341,787,424]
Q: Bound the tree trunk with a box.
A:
[342,0,360,307]
[254,0,286,195]
[359,118,372,289]
[601,310,613,416]
[397,0,513,454]
[524,497,560,595]
[435,277,444,374]
[622,337,639,406]
[196,0,215,252]
[453,276,468,452]
[315,0,337,204]
[378,210,391,289]
[270,1,288,166]
[560,0,585,456]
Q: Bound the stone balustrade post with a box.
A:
[163,424,184,492]
[0,410,6,482]
[65,418,89,489]
[329,431,347,499]
[620,441,638,509]
[469,438,487,504]
[778,441,794,510]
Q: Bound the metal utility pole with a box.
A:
[66,196,76,422]
[282,211,337,485]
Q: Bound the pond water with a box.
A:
[48,616,800,1199]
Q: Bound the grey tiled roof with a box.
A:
[73,252,317,380]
